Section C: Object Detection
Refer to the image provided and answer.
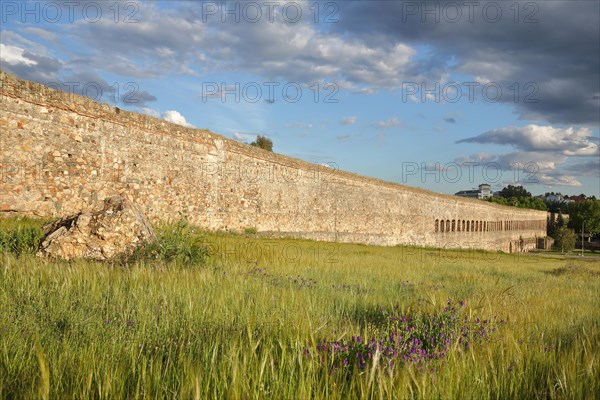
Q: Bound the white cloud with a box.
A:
[141,107,161,118]
[233,132,257,142]
[65,2,420,89]
[457,125,598,156]
[454,151,584,187]
[564,160,600,177]
[340,116,357,126]
[0,39,62,82]
[377,117,400,129]
[163,110,194,128]
[531,174,582,187]
[0,44,36,66]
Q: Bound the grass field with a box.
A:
[1,217,599,399]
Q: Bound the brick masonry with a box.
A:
[0,72,548,252]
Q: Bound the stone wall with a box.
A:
[0,72,548,252]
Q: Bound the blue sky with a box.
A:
[1,0,598,196]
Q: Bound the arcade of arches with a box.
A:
[434,219,546,233]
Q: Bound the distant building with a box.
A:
[455,184,493,199]
[567,195,586,203]
[544,194,564,203]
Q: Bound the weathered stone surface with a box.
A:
[36,196,156,261]
[1,72,548,253]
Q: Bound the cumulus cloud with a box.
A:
[530,173,582,187]
[45,1,423,90]
[63,71,157,107]
[141,107,161,118]
[332,1,600,125]
[564,160,600,177]
[0,37,158,108]
[457,125,598,156]
[163,110,194,128]
[141,108,195,127]
[0,43,62,82]
[377,117,400,129]
[3,1,599,126]
[453,151,582,187]
[0,43,36,66]
[233,132,257,142]
[454,123,599,187]
[340,116,357,126]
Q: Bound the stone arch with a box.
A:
[446,220,450,232]
[452,220,456,232]
[457,219,461,232]
[435,219,439,232]
[440,220,445,232]
[462,220,466,231]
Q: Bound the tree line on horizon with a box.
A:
[486,185,600,251]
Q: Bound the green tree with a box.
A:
[530,197,548,211]
[487,197,508,206]
[556,212,565,229]
[548,211,566,239]
[250,135,273,152]
[517,196,546,210]
[545,200,562,213]
[554,226,576,253]
[499,185,531,199]
[567,200,600,236]
[487,186,547,211]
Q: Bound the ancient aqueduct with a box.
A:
[0,72,548,253]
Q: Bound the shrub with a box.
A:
[0,219,45,255]
[127,219,208,266]
[250,135,273,152]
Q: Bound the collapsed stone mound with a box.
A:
[37,196,156,261]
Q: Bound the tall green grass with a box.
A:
[0,217,46,255]
[0,218,598,398]
[125,218,208,266]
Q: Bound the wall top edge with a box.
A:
[0,71,547,218]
